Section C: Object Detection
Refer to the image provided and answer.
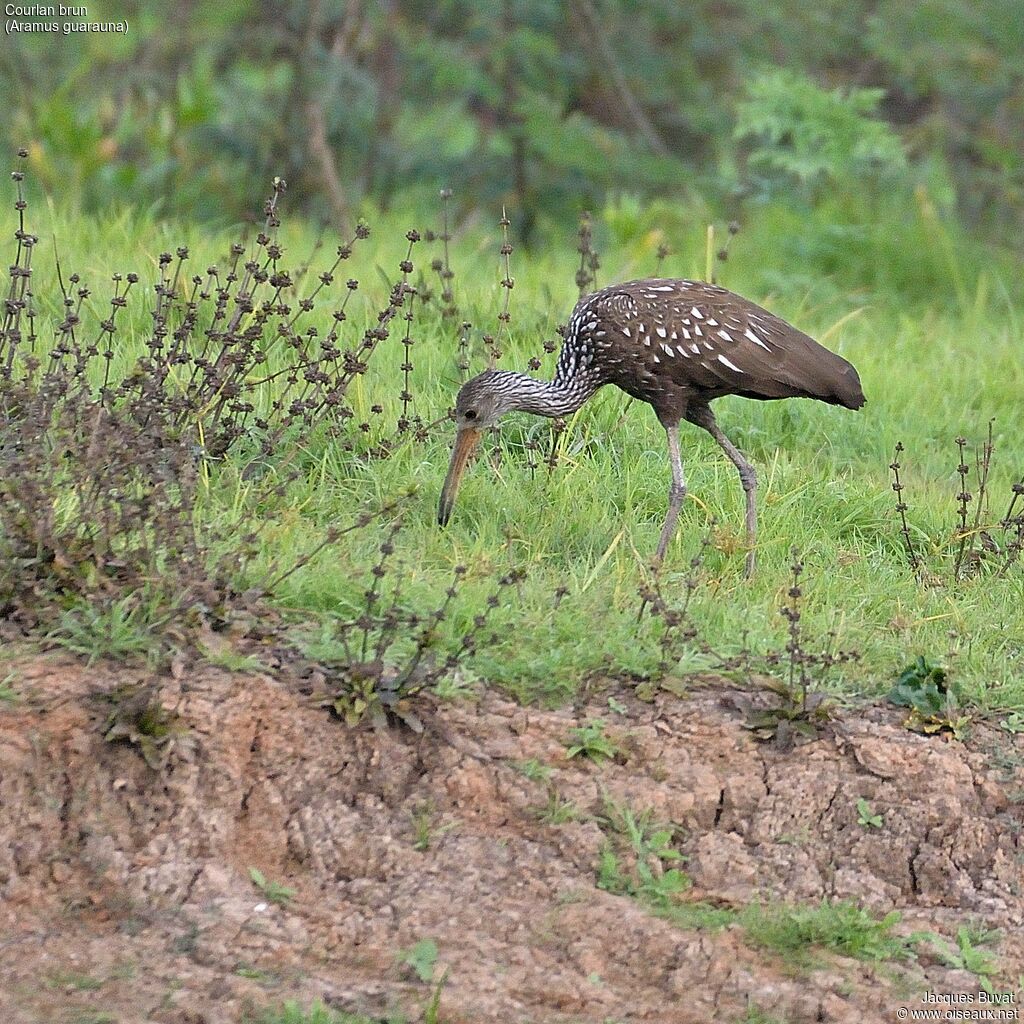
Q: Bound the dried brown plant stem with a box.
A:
[889,442,921,576]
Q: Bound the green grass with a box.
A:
[12,192,1024,710]
[246,1001,398,1024]
[248,868,296,908]
[739,900,921,969]
[44,969,105,991]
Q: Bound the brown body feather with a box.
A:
[563,279,865,425]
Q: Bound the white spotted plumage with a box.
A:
[444,277,865,580]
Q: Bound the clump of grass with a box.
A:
[596,798,690,909]
[739,900,921,968]
[591,795,734,931]
[926,923,1001,986]
[248,867,296,907]
[566,719,622,762]
[533,787,581,825]
[246,1001,385,1024]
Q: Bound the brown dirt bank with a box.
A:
[1,654,1022,1023]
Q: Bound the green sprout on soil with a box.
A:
[887,656,970,738]
[248,868,296,908]
[597,800,690,910]
[998,712,1024,735]
[396,938,439,984]
[100,684,192,770]
[739,900,922,969]
[0,672,17,704]
[925,924,1002,989]
[514,758,554,783]
[410,802,455,852]
[247,1002,391,1024]
[856,798,883,828]
[534,787,581,825]
[566,719,622,762]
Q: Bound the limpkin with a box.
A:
[438,279,865,576]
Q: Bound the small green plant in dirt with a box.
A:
[49,597,161,666]
[741,553,858,748]
[246,1001,393,1024]
[410,802,455,852]
[0,672,17,704]
[431,670,479,702]
[397,938,439,983]
[926,923,1001,989]
[566,719,622,762]
[738,1008,789,1024]
[999,712,1024,735]
[593,798,734,931]
[740,900,922,969]
[99,683,192,770]
[45,969,104,990]
[887,656,970,738]
[606,695,629,716]
[421,973,449,1024]
[596,799,690,910]
[235,963,282,987]
[856,798,883,828]
[514,758,553,783]
[248,868,296,908]
[534,787,581,825]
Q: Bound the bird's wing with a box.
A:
[595,279,848,402]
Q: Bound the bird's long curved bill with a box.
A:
[438,427,482,526]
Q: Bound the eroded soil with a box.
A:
[1,654,1022,1023]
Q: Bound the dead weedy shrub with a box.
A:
[890,428,1024,584]
[0,154,523,723]
[636,542,859,747]
[283,522,526,730]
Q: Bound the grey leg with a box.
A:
[688,405,758,577]
[654,423,687,565]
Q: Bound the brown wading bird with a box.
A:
[438,279,865,576]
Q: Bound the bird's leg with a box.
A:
[638,423,686,622]
[687,405,758,577]
[653,423,687,567]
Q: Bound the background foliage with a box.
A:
[3,0,1023,244]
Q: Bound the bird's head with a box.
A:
[438,370,520,527]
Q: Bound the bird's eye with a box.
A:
[464,409,477,420]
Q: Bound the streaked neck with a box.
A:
[509,373,600,418]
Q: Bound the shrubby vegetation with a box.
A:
[4,0,1023,242]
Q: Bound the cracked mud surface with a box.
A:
[1,654,1022,1023]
